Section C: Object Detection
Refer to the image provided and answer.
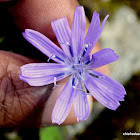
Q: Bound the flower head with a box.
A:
[20,6,126,125]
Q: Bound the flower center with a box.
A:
[72,64,86,75]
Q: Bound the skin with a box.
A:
[0,0,109,127]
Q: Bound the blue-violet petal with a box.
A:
[51,17,72,58]
[85,70,126,110]
[74,83,90,122]
[87,48,119,69]
[23,29,66,63]
[71,6,86,58]
[52,77,75,125]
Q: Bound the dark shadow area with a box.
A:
[0,128,39,140]
[0,3,48,62]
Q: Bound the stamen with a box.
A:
[59,42,73,57]
[67,42,73,57]
[81,82,87,93]
[80,42,93,64]
[53,77,59,89]
[72,78,82,90]
[47,54,55,62]
[47,54,65,62]
[72,77,75,86]
[55,56,65,62]
[78,44,88,63]
[88,43,93,60]
[78,58,81,64]
[82,92,91,96]
[81,82,90,96]
[90,54,93,61]
[72,86,79,90]
[89,73,105,79]
[72,79,89,95]
[85,60,91,65]
[72,78,78,89]
[53,73,65,89]
[88,42,92,51]
[85,55,93,65]
[82,44,88,57]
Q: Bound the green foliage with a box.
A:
[39,126,66,140]
[4,132,21,140]
[0,37,4,44]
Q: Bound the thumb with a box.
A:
[8,0,80,40]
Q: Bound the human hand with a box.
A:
[0,0,109,127]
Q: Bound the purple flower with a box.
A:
[20,6,126,125]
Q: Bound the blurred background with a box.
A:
[0,0,140,140]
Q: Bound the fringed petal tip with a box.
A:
[77,117,88,122]
[111,49,119,60]
[52,120,61,125]
[19,74,23,80]
[93,10,99,17]
[22,32,27,41]
[111,102,120,111]
[124,91,127,95]
[51,17,66,25]
[75,5,85,10]
[53,116,91,124]
[22,32,25,37]
[20,66,22,72]
[104,100,121,111]
[106,14,109,19]
[22,29,33,42]
[19,74,32,86]
[105,48,119,60]
[19,74,28,83]
[22,29,33,37]
[20,65,26,74]
[19,73,24,80]
[23,29,34,33]
[52,116,88,125]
